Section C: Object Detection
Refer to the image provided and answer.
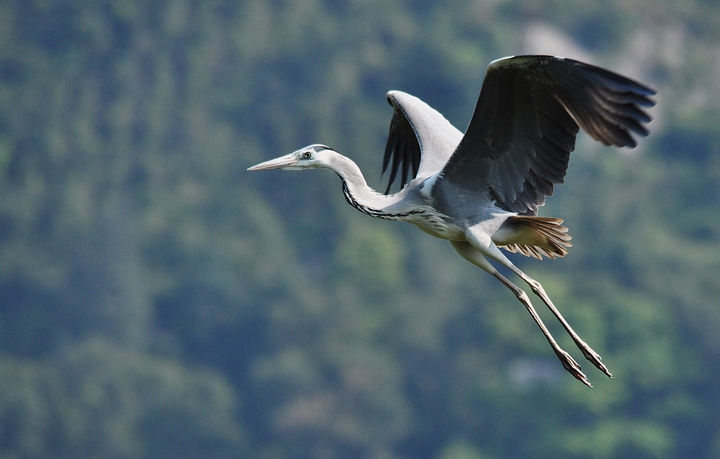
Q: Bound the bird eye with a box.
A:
[302,151,312,159]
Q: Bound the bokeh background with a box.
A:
[1,1,719,458]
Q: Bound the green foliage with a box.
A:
[0,1,719,458]
[0,338,244,458]
[334,222,408,294]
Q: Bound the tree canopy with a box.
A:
[1,1,719,458]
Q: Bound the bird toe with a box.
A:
[556,349,593,388]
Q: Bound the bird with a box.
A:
[248,55,656,387]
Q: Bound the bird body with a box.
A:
[248,55,656,387]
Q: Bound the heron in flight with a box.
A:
[248,55,656,387]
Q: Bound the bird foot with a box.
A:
[555,349,592,387]
[578,343,613,380]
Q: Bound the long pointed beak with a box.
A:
[247,153,298,171]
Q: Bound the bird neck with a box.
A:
[329,154,397,217]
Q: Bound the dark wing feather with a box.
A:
[381,91,464,194]
[435,55,656,214]
[382,96,421,194]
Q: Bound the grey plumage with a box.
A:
[248,55,656,387]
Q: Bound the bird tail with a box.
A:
[496,216,573,259]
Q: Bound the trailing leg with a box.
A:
[482,243,612,379]
[450,241,592,387]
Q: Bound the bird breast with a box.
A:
[406,207,465,240]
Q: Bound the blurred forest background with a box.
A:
[1,1,720,458]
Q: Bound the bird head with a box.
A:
[247,144,335,171]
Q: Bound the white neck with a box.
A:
[328,153,400,218]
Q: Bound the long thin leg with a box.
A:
[482,243,612,379]
[450,241,592,387]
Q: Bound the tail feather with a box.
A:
[495,216,573,259]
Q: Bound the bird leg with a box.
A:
[480,244,613,379]
[450,241,592,387]
[491,270,592,387]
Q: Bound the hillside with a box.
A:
[1,1,719,458]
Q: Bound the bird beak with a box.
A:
[247,153,298,171]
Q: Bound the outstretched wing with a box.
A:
[381,91,463,194]
[435,55,656,214]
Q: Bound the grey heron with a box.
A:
[248,55,656,387]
